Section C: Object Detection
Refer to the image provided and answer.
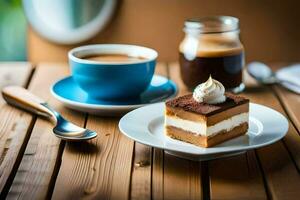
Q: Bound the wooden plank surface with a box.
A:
[0,63,33,197]
[209,69,300,200]
[263,63,300,169]
[52,116,134,199]
[109,128,134,200]
[208,71,268,200]
[0,62,32,104]
[151,63,169,200]
[165,63,202,200]
[152,148,164,200]
[169,63,267,200]
[130,63,168,200]
[130,143,152,200]
[210,151,267,200]
[0,62,32,88]
[52,69,137,199]
[243,71,300,200]
[6,63,86,199]
[0,61,299,200]
[274,84,300,130]
[272,85,300,169]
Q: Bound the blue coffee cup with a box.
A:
[68,44,157,100]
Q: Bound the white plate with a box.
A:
[119,103,288,157]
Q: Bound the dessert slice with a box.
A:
[165,76,249,148]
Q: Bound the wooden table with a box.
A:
[0,62,299,200]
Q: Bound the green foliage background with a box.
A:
[0,0,27,61]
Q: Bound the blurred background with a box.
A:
[0,0,26,61]
[1,0,300,63]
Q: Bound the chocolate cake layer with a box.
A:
[165,93,249,116]
[166,103,249,126]
[166,123,248,147]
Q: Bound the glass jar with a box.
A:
[179,16,245,93]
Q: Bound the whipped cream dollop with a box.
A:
[193,76,226,104]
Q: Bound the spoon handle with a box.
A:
[1,86,53,117]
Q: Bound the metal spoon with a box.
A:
[247,62,300,87]
[1,86,97,141]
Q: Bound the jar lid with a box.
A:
[184,16,239,33]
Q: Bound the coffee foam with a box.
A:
[196,44,243,57]
[81,54,146,63]
[179,34,243,59]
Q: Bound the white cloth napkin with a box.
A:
[276,64,300,94]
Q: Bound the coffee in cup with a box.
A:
[81,54,147,63]
[68,44,158,100]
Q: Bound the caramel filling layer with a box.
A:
[165,123,248,148]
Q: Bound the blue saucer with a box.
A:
[51,75,177,116]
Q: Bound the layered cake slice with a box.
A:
[165,76,249,148]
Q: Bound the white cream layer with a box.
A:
[165,112,248,137]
